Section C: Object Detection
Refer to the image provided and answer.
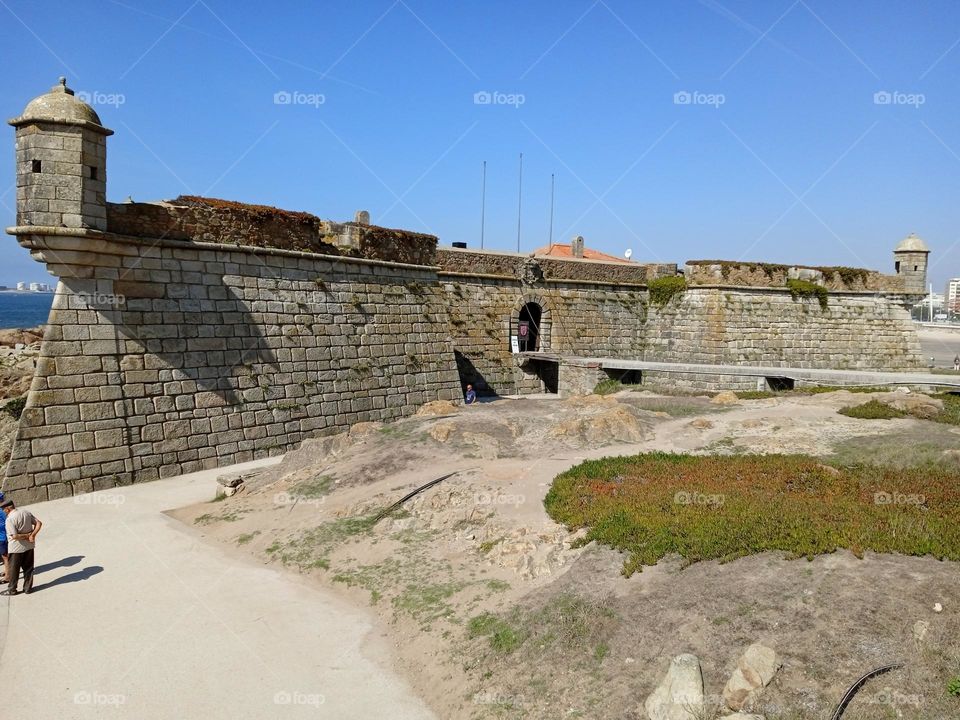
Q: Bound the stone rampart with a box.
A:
[684,260,905,292]
[641,286,924,391]
[436,272,648,396]
[437,247,675,284]
[3,232,460,502]
[107,196,438,265]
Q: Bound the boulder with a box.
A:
[415,400,459,417]
[688,418,714,429]
[348,421,383,437]
[711,391,739,405]
[428,421,456,443]
[548,403,649,446]
[720,714,765,720]
[643,654,705,720]
[723,644,780,711]
[875,392,943,420]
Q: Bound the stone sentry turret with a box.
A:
[893,233,930,295]
[9,77,112,231]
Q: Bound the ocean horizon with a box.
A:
[0,291,54,330]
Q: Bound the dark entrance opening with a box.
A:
[765,376,795,392]
[518,302,542,352]
[530,359,559,393]
[605,368,642,385]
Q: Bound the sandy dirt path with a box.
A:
[0,457,436,720]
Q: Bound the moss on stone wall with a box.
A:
[786,278,829,310]
[648,276,687,306]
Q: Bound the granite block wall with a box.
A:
[639,287,925,391]
[2,237,460,502]
[436,273,648,395]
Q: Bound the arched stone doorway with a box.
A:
[511,295,557,393]
[511,294,552,353]
[518,302,542,352]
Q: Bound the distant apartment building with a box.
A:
[947,278,960,314]
[16,282,25,291]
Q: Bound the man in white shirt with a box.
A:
[1,498,42,596]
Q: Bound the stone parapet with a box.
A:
[106,196,438,266]
[684,260,906,293]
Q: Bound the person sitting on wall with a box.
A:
[465,384,477,405]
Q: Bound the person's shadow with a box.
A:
[30,566,103,593]
[33,555,83,575]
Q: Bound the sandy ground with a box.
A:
[175,389,960,720]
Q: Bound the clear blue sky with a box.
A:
[1,0,959,291]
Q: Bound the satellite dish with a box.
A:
[624,248,633,260]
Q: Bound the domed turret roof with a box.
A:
[8,78,112,134]
[895,233,930,253]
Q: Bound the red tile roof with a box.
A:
[532,243,631,263]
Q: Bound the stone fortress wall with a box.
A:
[3,226,462,502]
[2,79,931,500]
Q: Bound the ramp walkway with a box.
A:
[521,353,960,390]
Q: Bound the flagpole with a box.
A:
[480,160,486,250]
[547,173,555,251]
[516,152,523,253]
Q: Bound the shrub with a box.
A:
[648,276,687,307]
[544,452,960,576]
[593,379,624,395]
[786,278,828,310]
[839,400,907,420]
[2,396,27,420]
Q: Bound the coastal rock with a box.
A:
[644,654,704,720]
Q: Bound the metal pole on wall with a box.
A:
[480,160,486,250]
[547,173,555,251]
[516,152,523,253]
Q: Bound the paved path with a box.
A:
[0,459,435,720]
[524,352,960,389]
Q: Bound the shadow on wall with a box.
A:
[455,350,494,396]
[74,276,280,407]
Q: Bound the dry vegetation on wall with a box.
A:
[686,259,874,286]
[176,195,323,226]
[544,453,960,576]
